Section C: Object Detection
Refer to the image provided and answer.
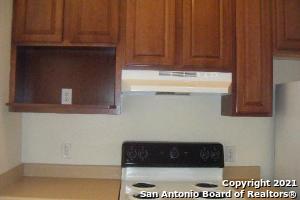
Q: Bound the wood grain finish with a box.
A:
[13,0,64,42]
[65,0,119,44]
[222,0,273,116]
[182,0,234,70]
[9,46,120,114]
[10,0,121,114]
[125,0,176,66]
[124,0,234,71]
[9,103,119,114]
[115,0,127,112]
[273,0,300,57]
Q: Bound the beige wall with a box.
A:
[0,0,22,174]
[275,81,300,195]
[274,59,300,84]
[274,60,300,194]
[22,59,300,180]
[22,97,274,179]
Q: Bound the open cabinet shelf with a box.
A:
[9,46,120,114]
[8,103,118,114]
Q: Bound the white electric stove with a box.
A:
[120,142,237,200]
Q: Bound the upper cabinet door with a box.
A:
[65,0,119,44]
[222,0,273,116]
[13,0,64,43]
[273,0,300,56]
[125,0,176,66]
[182,0,234,70]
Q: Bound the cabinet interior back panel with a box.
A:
[15,47,116,106]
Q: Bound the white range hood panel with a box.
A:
[122,70,232,95]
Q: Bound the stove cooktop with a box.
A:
[120,142,234,200]
[122,180,233,200]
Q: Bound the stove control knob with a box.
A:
[138,148,149,161]
[199,147,210,161]
[169,147,180,159]
[210,147,221,161]
[126,147,138,161]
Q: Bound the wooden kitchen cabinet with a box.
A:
[222,0,273,116]
[13,0,64,43]
[125,0,176,66]
[182,0,234,70]
[9,46,121,114]
[10,0,274,116]
[273,0,300,57]
[13,0,119,45]
[64,0,119,44]
[10,0,121,114]
[124,0,234,71]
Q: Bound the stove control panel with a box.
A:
[122,142,224,168]
[169,147,180,159]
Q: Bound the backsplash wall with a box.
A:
[21,60,300,180]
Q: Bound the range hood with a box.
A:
[122,70,232,95]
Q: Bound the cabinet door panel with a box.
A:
[65,0,119,44]
[125,0,176,66]
[182,0,234,70]
[14,0,64,42]
[236,0,273,115]
[222,0,273,116]
[273,0,300,55]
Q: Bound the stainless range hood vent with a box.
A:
[159,71,197,78]
[155,92,191,96]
